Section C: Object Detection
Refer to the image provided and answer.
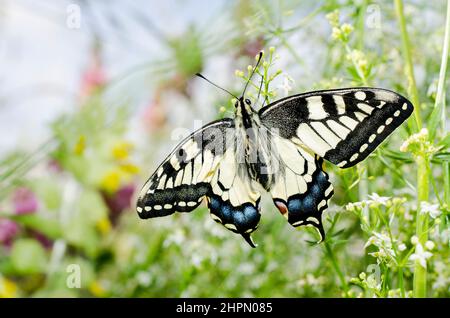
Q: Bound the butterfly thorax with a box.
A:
[234,98,278,190]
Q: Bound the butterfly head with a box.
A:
[234,97,252,108]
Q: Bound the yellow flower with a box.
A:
[120,162,140,175]
[341,23,354,36]
[73,135,86,155]
[112,141,134,161]
[101,170,121,193]
[235,70,244,77]
[96,217,111,235]
[0,277,18,298]
[89,281,106,297]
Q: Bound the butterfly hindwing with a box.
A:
[259,88,414,168]
[269,135,333,241]
[137,119,234,218]
[206,148,262,247]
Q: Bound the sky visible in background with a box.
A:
[0,0,228,154]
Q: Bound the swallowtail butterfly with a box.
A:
[136,53,413,247]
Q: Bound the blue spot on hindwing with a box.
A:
[243,206,259,226]
[283,157,332,241]
[288,198,301,212]
[302,195,315,213]
[221,204,232,221]
[233,212,246,229]
[207,194,260,235]
[210,196,220,210]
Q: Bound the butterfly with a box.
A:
[136,53,413,247]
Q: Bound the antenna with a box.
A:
[256,74,264,104]
[242,51,263,97]
[195,73,238,99]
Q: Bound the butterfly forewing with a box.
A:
[259,88,414,168]
[136,119,234,218]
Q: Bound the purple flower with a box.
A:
[102,183,135,225]
[47,159,63,173]
[0,219,20,246]
[13,187,38,215]
[29,230,53,249]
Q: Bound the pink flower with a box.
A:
[80,63,106,96]
[80,64,106,97]
[47,159,63,173]
[13,187,38,215]
[0,219,20,246]
[142,98,167,132]
[79,44,107,98]
[238,36,265,58]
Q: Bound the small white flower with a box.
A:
[368,193,390,206]
[400,128,428,152]
[399,139,410,152]
[398,243,407,251]
[409,243,432,268]
[404,210,414,221]
[410,235,419,245]
[420,202,441,219]
[432,275,449,290]
[346,201,366,211]
[164,229,185,247]
[418,128,429,137]
[136,271,152,286]
[191,254,203,268]
[425,240,435,250]
[331,27,342,39]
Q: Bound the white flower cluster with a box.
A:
[420,201,441,219]
[400,128,428,152]
[409,243,433,269]
[400,128,439,156]
[346,193,399,212]
[346,49,368,70]
[408,236,435,269]
[364,232,404,264]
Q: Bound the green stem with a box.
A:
[413,155,430,298]
[436,0,450,209]
[343,41,370,224]
[356,0,368,50]
[398,267,405,297]
[324,241,349,295]
[394,0,432,298]
[394,0,422,131]
[436,0,450,135]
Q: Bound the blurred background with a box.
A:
[0,0,448,297]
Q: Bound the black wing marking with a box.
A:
[269,135,333,241]
[206,148,261,248]
[259,88,414,168]
[136,119,234,218]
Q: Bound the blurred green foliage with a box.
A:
[0,0,448,298]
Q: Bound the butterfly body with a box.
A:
[235,97,278,191]
[137,85,413,248]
